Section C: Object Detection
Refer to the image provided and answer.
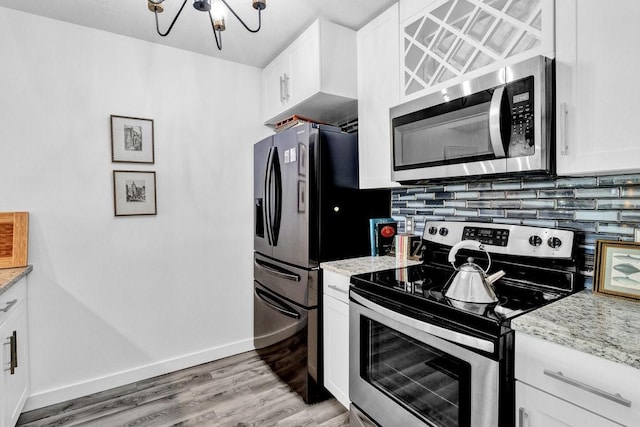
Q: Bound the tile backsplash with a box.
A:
[391,174,640,289]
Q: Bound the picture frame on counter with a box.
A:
[110,115,154,163]
[635,228,640,243]
[594,240,640,301]
[113,170,157,216]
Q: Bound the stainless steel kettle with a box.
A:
[443,240,504,304]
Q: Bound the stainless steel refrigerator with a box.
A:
[253,123,390,403]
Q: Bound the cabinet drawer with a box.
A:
[322,269,349,304]
[515,332,640,426]
[516,381,620,427]
[0,277,26,325]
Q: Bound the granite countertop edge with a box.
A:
[512,290,640,371]
[321,255,422,276]
[0,265,33,296]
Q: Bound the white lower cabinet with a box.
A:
[515,381,619,427]
[322,269,350,409]
[0,277,30,427]
[515,332,639,427]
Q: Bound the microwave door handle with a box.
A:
[489,85,507,159]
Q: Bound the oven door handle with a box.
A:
[350,292,495,353]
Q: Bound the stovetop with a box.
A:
[350,221,580,341]
[350,263,567,328]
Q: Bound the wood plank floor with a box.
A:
[17,351,349,427]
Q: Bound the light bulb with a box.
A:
[211,0,228,21]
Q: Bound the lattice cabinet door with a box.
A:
[400,0,554,102]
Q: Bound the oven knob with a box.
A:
[529,235,542,247]
[428,226,438,235]
[439,227,448,236]
[548,237,562,249]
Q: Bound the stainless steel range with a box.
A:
[349,221,580,427]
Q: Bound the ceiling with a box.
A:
[0,0,398,68]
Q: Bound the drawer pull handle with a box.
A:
[327,284,348,295]
[0,299,17,313]
[543,369,632,407]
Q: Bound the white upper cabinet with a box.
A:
[555,0,640,176]
[262,19,357,126]
[357,3,401,189]
[399,0,554,103]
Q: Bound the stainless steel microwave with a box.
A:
[390,56,554,184]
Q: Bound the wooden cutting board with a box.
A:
[0,212,29,268]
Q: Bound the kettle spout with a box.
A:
[486,270,506,284]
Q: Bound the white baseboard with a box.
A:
[24,339,255,412]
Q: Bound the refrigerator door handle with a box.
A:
[255,287,301,319]
[271,147,282,246]
[264,146,274,245]
[254,258,301,282]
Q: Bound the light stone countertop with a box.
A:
[0,266,32,296]
[511,290,640,370]
[321,255,422,277]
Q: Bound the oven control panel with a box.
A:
[462,226,509,246]
[424,221,575,259]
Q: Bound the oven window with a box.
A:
[361,318,471,427]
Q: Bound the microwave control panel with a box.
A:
[508,76,534,158]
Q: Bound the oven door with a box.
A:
[349,291,500,427]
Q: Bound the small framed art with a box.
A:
[113,170,157,216]
[594,240,640,300]
[110,115,154,163]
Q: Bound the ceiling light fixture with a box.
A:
[147,0,266,50]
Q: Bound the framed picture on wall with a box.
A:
[594,240,640,301]
[113,170,157,216]
[110,115,154,163]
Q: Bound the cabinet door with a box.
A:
[357,3,401,189]
[289,20,320,108]
[399,0,554,102]
[515,381,619,427]
[556,0,640,175]
[322,292,349,409]
[1,301,29,427]
[262,54,290,123]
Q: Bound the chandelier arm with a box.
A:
[207,11,224,50]
[154,0,190,37]
[219,0,262,33]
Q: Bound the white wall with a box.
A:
[0,8,269,410]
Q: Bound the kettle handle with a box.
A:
[448,240,492,273]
